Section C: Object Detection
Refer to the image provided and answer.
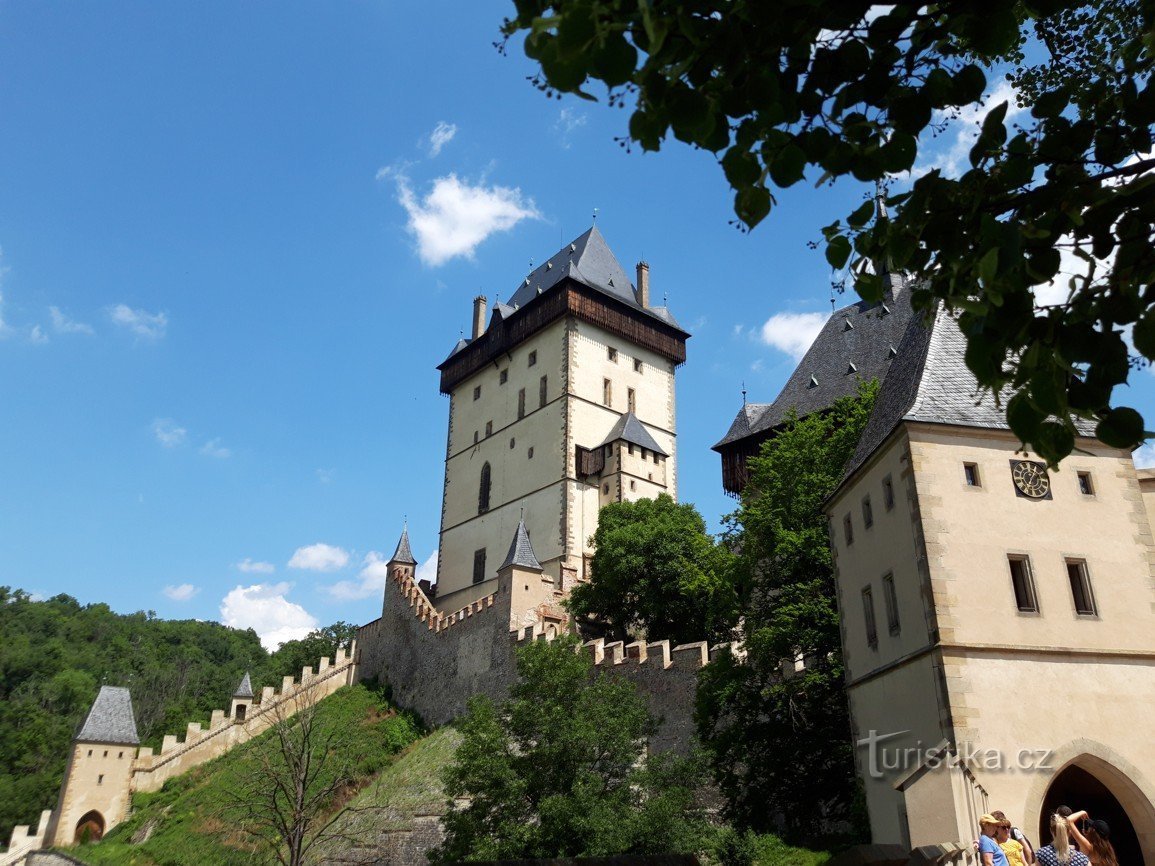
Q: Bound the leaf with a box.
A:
[769,143,807,187]
[880,132,917,173]
[952,65,987,105]
[722,146,762,188]
[888,92,932,134]
[735,186,771,228]
[1031,89,1069,119]
[1006,392,1042,441]
[977,247,999,285]
[847,199,875,229]
[1034,421,1075,462]
[1133,311,1155,359]
[592,33,638,87]
[1096,407,1145,448]
[825,235,852,269]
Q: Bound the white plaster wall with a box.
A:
[48,743,135,846]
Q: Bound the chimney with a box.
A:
[472,295,487,339]
[636,262,650,308]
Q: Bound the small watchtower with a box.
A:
[230,672,254,723]
[384,525,419,613]
[497,518,558,629]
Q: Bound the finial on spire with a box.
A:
[741,382,747,405]
[592,207,599,223]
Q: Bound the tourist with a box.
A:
[996,819,1029,866]
[994,809,1037,864]
[1066,811,1120,866]
[1035,813,1092,866]
[979,814,1011,866]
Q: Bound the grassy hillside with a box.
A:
[68,683,420,866]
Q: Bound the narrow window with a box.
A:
[843,514,854,546]
[608,347,618,362]
[634,358,643,373]
[1008,556,1039,612]
[499,369,508,385]
[862,586,878,648]
[473,385,481,401]
[478,462,491,514]
[1077,471,1094,495]
[87,750,93,757]
[628,387,636,413]
[630,479,637,491]
[964,462,981,487]
[882,475,895,511]
[118,752,123,759]
[628,443,634,455]
[235,703,247,722]
[1066,560,1097,616]
[604,445,611,459]
[509,437,516,449]
[103,751,108,758]
[603,483,609,494]
[485,420,493,436]
[97,774,104,786]
[527,446,534,459]
[882,572,900,634]
[472,548,487,584]
[862,496,874,529]
[539,375,547,408]
[654,452,659,464]
[518,388,526,419]
[528,350,537,367]
[473,430,479,444]
[603,378,612,407]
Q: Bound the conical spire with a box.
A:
[233,672,254,699]
[499,519,543,572]
[390,525,417,565]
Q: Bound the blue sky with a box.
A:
[2,3,1151,647]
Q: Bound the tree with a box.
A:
[432,634,708,861]
[696,382,877,841]
[267,621,359,681]
[500,1,1155,464]
[568,494,737,645]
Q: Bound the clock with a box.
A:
[1011,460,1051,499]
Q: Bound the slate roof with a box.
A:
[77,686,139,745]
[839,303,1098,488]
[597,411,668,456]
[390,526,417,565]
[713,275,913,450]
[442,227,687,364]
[499,519,543,572]
[233,672,254,699]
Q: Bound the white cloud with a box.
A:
[220,582,318,650]
[395,173,540,267]
[288,542,350,572]
[758,311,828,360]
[427,121,458,157]
[163,583,200,602]
[200,438,232,459]
[237,558,276,574]
[1134,442,1155,469]
[913,80,1028,178]
[110,304,168,339]
[28,325,48,345]
[554,107,587,148]
[416,549,438,585]
[316,468,333,484]
[49,306,94,335]
[152,418,188,448]
[0,290,8,337]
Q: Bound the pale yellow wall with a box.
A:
[48,742,135,846]
[1139,469,1155,537]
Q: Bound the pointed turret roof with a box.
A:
[77,686,139,745]
[499,519,543,572]
[233,672,254,699]
[390,525,417,565]
[597,412,668,457]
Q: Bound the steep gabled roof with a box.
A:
[77,686,139,745]
[714,277,913,450]
[499,519,543,572]
[233,672,254,699]
[597,412,668,456]
[389,526,418,565]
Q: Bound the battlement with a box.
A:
[1,810,50,866]
[392,566,500,635]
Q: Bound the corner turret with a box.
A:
[230,672,254,722]
[498,519,558,629]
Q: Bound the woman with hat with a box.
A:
[980,814,1012,866]
[1066,810,1120,866]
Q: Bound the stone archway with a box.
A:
[73,810,105,844]
[1025,739,1155,866]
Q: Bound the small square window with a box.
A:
[843,514,854,546]
[630,479,637,491]
[473,385,481,401]
[528,350,537,367]
[634,358,643,373]
[1008,556,1039,613]
[862,496,874,529]
[964,463,981,487]
[882,475,895,511]
[87,750,93,757]
[882,572,900,634]
[499,369,508,384]
[1077,471,1094,495]
[1066,560,1097,616]
[608,347,618,362]
[862,586,878,649]
[485,421,493,436]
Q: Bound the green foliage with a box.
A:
[266,621,359,681]
[697,383,877,842]
[705,826,836,866]
[568,494,737,644]
[501,1,1155,465]
[432,635,708,861]
[75,684,420,866]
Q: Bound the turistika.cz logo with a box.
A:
[856,729,1055,779]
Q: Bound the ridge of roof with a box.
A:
[597,412,668,456]
[499,519,543,571]
[77,686,139,745]
[233,672,254,699]
[390,526,417,565]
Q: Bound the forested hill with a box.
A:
[0,586,356,838]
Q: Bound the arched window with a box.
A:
[479,462,491,514]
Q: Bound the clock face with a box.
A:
[1012,460,1051,499]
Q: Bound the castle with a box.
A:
[9,228,1155,866]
